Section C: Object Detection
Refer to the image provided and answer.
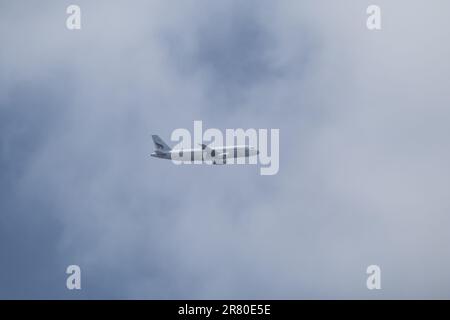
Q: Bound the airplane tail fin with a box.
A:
[152,135,171,152]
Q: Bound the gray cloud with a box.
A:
[1,0,450,299]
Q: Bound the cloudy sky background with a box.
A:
[1,0,450,299]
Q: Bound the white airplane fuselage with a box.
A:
[176,145,257,160]
[151,135,259,164]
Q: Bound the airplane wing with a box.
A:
[200,144,214,154]
[199,144,228,164]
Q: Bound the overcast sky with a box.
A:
[1,0,450,299]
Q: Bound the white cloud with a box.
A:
[1,0,450,298]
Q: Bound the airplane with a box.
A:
[150,135,259,164]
